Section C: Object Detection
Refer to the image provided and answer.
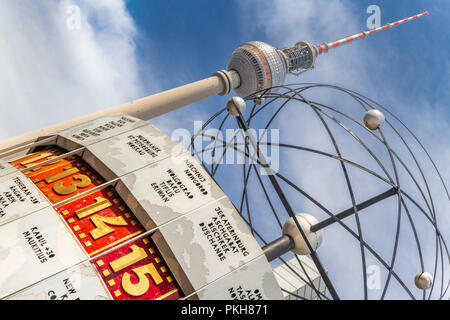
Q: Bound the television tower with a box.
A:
[0,10,443,301]
[0,11,428,152]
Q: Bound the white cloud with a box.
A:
[0,0,152,140]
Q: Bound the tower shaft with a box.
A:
[0,70,239,152]
[0,11,429,152]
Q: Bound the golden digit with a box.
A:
[24,156,60,171]
[53,174,91,195]
[110,244,148,273]
[89,215,128,240]
[45,167,79,184]
[76,196,112,219]
[121,263,163,297]
[20,152,53,166]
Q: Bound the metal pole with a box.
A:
[263,235,295,262]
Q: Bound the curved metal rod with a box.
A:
[234,113,340,299]
[288,84,439,229]
[377,129,406,300]
[275,170,416,299]
[195,138,415,297]
[258,89,450,296]
[237,118,330,300]
[193,84,450,298]
[193,136,447,240]
[261,83,449,208]
[193,135,450,298]
[267,86,446,297]
[259,91,437,227]
[194,137,446,239]
[237,198,330,300]
[279,86,370,299]
[256,87,372,299]
[347,93,441,298]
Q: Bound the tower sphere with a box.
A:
[226,96,246,116]
[414,272,433,290]
[227,41,287,99]
[282,213,323,255]
[363,109,385,130]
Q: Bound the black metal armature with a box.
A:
[311,187,398,232]
[190,83,450,300]
[235,108,341,300]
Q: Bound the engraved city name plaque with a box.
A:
[151,197,264,296]
[56,114,148,151]
[0,172,50,226]
[8,261,111,300]
[83,123,185,180]
[115,152,225,230]
[0,207,87,299]
[196,255,284,300]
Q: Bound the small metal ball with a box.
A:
[363,109,385,130]
[282,213,323,255]
[414,272,433,290]
[226,96,246,116]
[253,96,265,105]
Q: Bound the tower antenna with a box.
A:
[316,11,429,54]
[228,11,430,98]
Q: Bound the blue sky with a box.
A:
[0,0,448,299]
[126,0,449,129]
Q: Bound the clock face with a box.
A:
[0,115,283,301]
[3,147,183,300]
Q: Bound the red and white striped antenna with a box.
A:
[316,11,429,54]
